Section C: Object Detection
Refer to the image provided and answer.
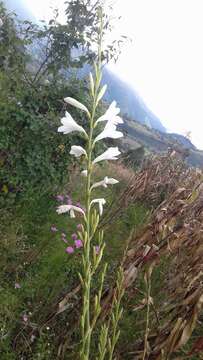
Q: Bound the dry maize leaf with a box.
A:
[123,264,138,288]
[161,318,184,357]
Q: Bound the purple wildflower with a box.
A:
[77,223,83,231]
[65,246,74,254]
[51,225,57,232]
[71,233,77,241]
[66,198,72,205]
[56,194,64,202]
[95,246,100,255]
[61,232,68,243]
[74,239,83,248]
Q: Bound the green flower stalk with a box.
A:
[56,8,124,359]
[108,267,124,360]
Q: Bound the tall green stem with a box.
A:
[80,9,107,359]
[81,91,99,359]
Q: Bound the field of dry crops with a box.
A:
[101,152,203,359]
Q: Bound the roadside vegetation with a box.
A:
[1,1,203,359]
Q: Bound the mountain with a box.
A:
[102,68,166,132]
[166,133,196,150]
[122,116,203,168]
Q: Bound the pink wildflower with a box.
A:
[71,233,77,241]
[65,195,72,204]
[74,239,83,248]
[65,246,74,254]
[66,197,72,205]
[51,225,57,232]
[56,194,64,202]
[77,223,83,231]
[95,246,100,255]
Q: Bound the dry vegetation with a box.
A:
[101,151,203,359]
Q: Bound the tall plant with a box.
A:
[56,8,124,359]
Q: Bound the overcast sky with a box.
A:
[23,0,203,149]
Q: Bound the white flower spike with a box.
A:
[91,176,119,190]
[56,205,85,218]
[93,147,121,164]
[58,111,87,136]
[94,123,123,143]
[64,97,89,113]
[90,198,106,216]
[70,145,87,158]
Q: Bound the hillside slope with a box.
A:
[102,68,166,132]
[121,116,203,168]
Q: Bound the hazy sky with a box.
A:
[23,0,203,149]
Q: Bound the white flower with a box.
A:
[91,176,119,190]
[64,97,89,113]
[81,170,88,177]
[90,198,106,216]
[70,145,87,158]
[93,147,121,164]
[94,123,123,143]
[56,205,85,218]
[0,18,3,27]
[95,101,123,125]
[58,111,87,136]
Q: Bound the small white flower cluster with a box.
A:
[56,86,123,217]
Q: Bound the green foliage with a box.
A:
[0,81,74,200]
[0,1,113,203]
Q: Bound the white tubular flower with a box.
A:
[58,111,87,136]
[81,170,88,177]
[90,198,106,216]
[70,145,87,158]
[93,147,121,164]
[94,123,123,143]
[64,97,89,113]
[95,101,122,125]
[56,205,85,218]
[91,176,119,190]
